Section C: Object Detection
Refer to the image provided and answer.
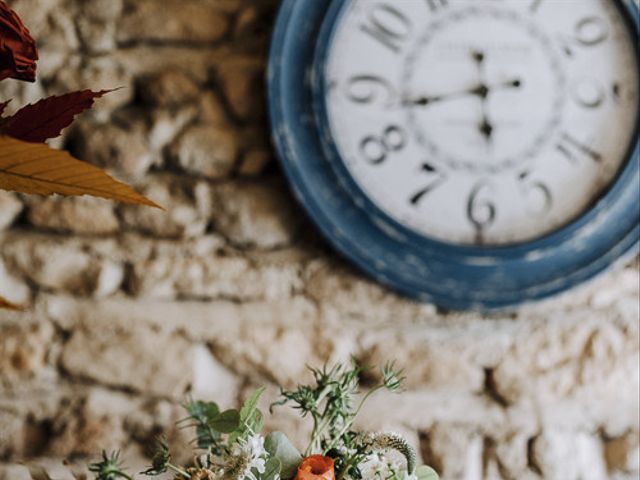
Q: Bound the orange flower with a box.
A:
[295,455,335,480]
[0,0,38,82]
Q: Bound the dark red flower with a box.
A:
[0,1,38,82]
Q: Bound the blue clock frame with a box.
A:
[267,0,640,311]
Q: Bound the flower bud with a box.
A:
[295,455,335,480]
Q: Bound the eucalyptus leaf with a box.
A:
[265,431,302,479]
[261,457,282,480]
[211,409,240,433]
[415,465,439,480]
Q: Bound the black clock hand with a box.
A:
[406,79,522,106]
[406,88,479,106]
[478,100,494,144]
[471,49,495,144]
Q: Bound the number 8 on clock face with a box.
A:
[268,0,640,309]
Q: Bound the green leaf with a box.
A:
[228,409,263,445]
[227,429,241,445]
[415,465,439,480]
[185,400,220,422]
[248,408,264,434]
[183,400,221,448]
[265,431,302,480]
[196,425,220,449]
[229,388,267,444]
[211,409,240,433]
[240,387,265,422]
[261,457,282,480]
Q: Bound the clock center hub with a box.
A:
[402,6,566,174]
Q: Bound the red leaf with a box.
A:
[1,89,114,143]
[0,0,38,82]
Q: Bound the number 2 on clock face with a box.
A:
[325,0,639,246]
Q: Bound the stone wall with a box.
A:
[0,1,638,479]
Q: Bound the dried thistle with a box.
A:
[364,432,417,475]
[88,451,134,480]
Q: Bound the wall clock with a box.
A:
[268,0,640,311]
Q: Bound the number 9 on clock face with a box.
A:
[268,0,640,310]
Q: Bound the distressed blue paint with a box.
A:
[267,0,640,311]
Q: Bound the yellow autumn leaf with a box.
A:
[0,135,161,208]
[0,295,24,310]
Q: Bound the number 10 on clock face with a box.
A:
[323,0,639,246]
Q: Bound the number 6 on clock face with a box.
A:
[268,0,640,310]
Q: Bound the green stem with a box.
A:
[336,456,359,480]
[323,387,382,455]
[305,414,320,456]
[304,385,334,455]
[167,463,191,479]
[307,415,333,455]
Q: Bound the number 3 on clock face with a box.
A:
[268,0,640,310]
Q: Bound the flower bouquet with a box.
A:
[85,362,438,480]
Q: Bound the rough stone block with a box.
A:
[128,246,306,301]
[119,175,210,238]
[169,124,239,179]
[71,116,154,179]
[0,192,23,231]
[27,196,120,235]
[211,179,301,249]
[118,0,229,44]
[0,259,30,306]
[531,431,609,480]
[48,391,129,456]
[3,235,99,294]
[137,69,201,108]
[0,316,54,386]
[60,320,193,398]
[216,56,265,121]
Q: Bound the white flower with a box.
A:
[358,453,408,480]
[246,435,267,461]
[225,434,268,480]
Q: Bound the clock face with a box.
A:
[325,0,639,245]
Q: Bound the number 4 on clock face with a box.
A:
[326,0,639,246]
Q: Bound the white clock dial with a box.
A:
[325,0,639,245]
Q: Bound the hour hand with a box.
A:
[406,78,522,106]
[404,90,467,106]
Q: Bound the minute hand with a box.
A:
[408,78,522,106]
